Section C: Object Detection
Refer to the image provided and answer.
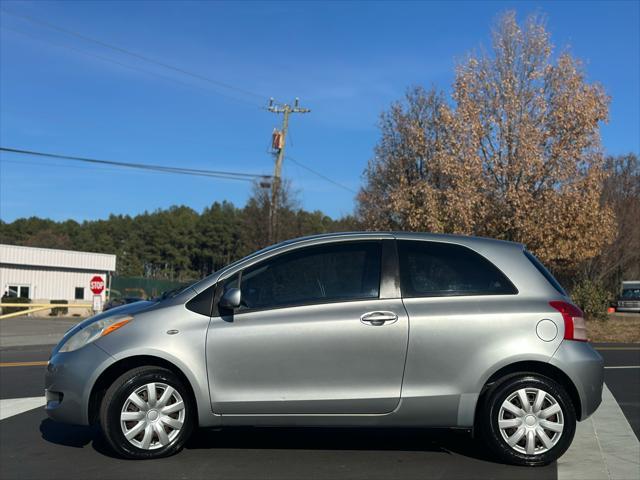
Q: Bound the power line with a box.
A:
[0,24,255,105]
[0,147,271,182]
[1,8,271,106]
[0,12,356,196]
[286,155,357,194]
[0,147,267,181]
[0,158,212,178]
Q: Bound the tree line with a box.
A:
[0,186,358,282]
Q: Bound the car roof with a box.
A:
[185,231,524,293]
[279,231,521,248]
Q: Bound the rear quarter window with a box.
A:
[523,250,567,296]
[398,240,518,297]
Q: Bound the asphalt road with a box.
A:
[0,343,637,480]
[596,343,640,439]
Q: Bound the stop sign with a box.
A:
[90,276,105,295]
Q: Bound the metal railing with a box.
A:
[0,303,93,320]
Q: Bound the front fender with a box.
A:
[94,305,218,427]
[105,346,220,427]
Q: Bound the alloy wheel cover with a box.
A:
[120,382,186,450]
[497,387,564,455]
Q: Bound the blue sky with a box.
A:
[1,0,638,222]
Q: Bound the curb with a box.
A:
[558,385,640,479]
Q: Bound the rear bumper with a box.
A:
[550,341,604,421]
[615,300,640,312]
[44,343,114,425]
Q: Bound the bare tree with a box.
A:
[584,153,640,289]
[359,11,614,270]
[358,87,478,233]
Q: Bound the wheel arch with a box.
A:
[88,355,198,426]
[473,360,582,430]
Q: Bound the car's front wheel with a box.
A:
[479,374,576,466]
[99,366,194,459]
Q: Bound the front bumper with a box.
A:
[45,343,114,425]
[550,341,604,421]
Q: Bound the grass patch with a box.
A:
[588,314,640,343]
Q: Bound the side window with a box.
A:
[237,241,381,311]
[398,240,517,297]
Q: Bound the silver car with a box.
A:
[45,232,603,465]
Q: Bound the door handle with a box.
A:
[360,311,398,326]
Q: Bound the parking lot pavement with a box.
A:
[0,316,81,348]
[0,344,638,480]
[1,408,558,480]
[0,345,55,399]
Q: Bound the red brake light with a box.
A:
[549,301,587,342]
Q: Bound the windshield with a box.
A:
[154,285,191,301]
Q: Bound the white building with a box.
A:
[0,244,116,302]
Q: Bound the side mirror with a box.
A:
[219,288,241,310]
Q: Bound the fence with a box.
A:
[109,276,191,300]
[0,303,92,320]
[0,275,194,319]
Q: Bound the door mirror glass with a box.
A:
[219,287,241,310]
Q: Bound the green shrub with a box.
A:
[571,279,611,322]
[1,296,31,315]
[49,299,69,316]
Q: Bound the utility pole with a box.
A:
[267,97,310,243]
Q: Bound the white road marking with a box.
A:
[558,384,640,480]
[0,396,45,420]
[604,365,640,369]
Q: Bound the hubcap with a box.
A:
[498,387,564,455]
[120,382,186,450]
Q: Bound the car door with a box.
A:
[206,239,409,415]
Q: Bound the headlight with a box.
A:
[59,315,133,353]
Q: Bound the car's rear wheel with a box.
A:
[99,366,194,459]
[479,374,576,466]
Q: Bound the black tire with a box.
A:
[99,366,195,459]
[478,374,576,466]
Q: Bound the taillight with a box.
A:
[549,301,587,342]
